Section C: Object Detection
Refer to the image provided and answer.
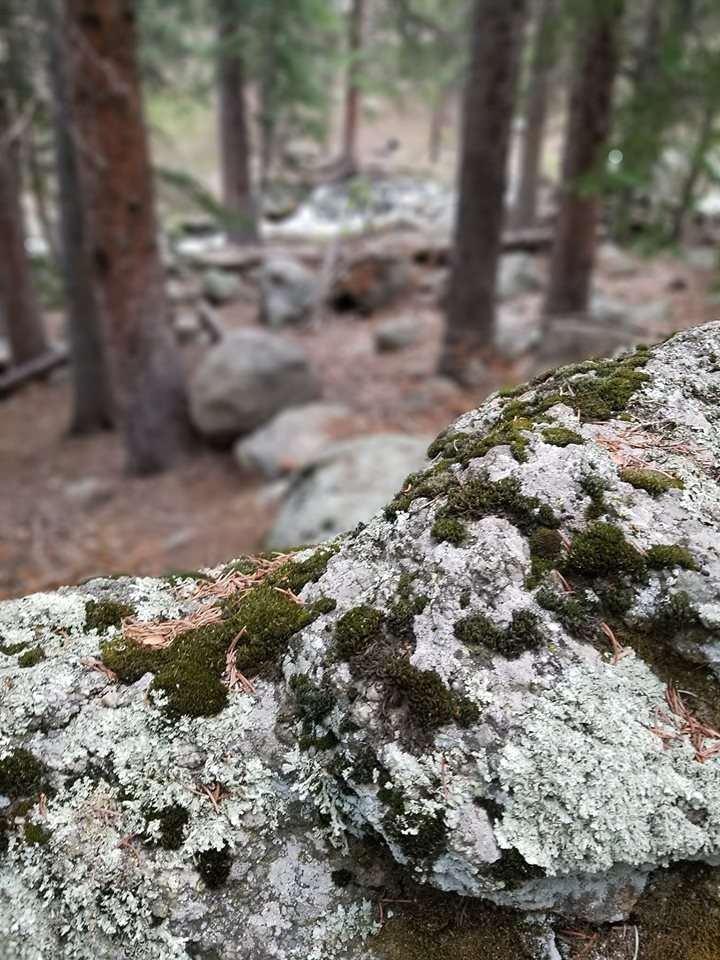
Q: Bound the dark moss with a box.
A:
[535,587,597,642]
[17,646,46,669]
[0,640,30,656]
[23,821,52,846]
[195,845,232,888]
[222,557,259,576]
[266,544,340,594]
[0,749,49,800]
[646,544,699,571]
[455,610,544,660]
[527,527,564,587]
[145,804,189,850]
[229,586,316,674]
[309,596,337,616]
[385,461,454,519]
[580,473,612,520]
[289,674,336,725]
[384,657,479,728]
[486,847,545,886]
[331,868,353,887]
[380,785,447,865]
[431,516,468,545]
[541,427,584,447]
[459,590,471,609]
[438,475,559,536]
[101,635,166,684]
[564,522,646,578]
[620,468,684,496]
[335,605,385,659]
[386,581,429,642]
[347,746,385,784]
[84,598,135,633]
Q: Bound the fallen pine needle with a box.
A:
[123,604,224,649]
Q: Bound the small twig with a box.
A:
[80,657,119,683]
[599,622,630,666]
[119,834,141,865]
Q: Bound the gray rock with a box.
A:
[4,324,720,958]
[497,253,543,301]
[259,255,318,327]
[202,269,243,305]
[234,402,352,479]
[0,336,10,371]
[266,433,430,547]
[598,242,639,278]
[189,329,321,443]
[331,252,410,314]
[496,303,541,357]
[374,315,421,352]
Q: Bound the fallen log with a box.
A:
[0,347,69,399]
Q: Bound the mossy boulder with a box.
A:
[3,324,720,958]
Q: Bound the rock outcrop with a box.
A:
[3,322,720,959]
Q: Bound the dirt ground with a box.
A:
[1,239,715,602]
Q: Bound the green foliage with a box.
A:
[541,428,584,447]
[431,516,468,545]
[265,545,339,594]
[0,749,49,800]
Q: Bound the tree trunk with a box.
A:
[543,0,624,318]
[46,0,115,434]
[341,0,367,173]
[669,98,717,244]
[440,0,528,384]
[63,0,191,474]
[510,0,558,230]
[216,0,259,246]
[0,93,48,366]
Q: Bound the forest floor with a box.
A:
[1,236,715,602]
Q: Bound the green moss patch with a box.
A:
[17,646,46,669]
[0,640,30,656]
[542,427,584,447]
[0,749,50,800]
[620,468,684,496]
[580,473,612,520]
[386,577,429,642]
[455,609,544,660]
[437,476,559,537]
[384,657,479,729]
[335,605,385,659]
[265,544,339,594]
[564,522,646,578]
[380,784,447,866]
[385,461,455,520]
[431,516,468,545]
[24,821,52,846]
[646,544,698,571]
[85,599,135,634]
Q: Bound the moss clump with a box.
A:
[380,785,447,865]
[0,640,30,656]
[222,557,259,576]
[384,657,479,728]
[620,467,684,496]
[289,674,336,725]
[195,845,232,888]
[385,461,454,519]
[0,749,49,800]
[430,418,535,465]
[145,804,189,850]
[431,516,468,545]
[227,586,316,675]
[535,587,598,642]
[437,475,559,537]
[386,577,429,641]
[454,609,544,660]
[580,473,612,520]
[84,598,135,633]
[564,522,646,578]
[542,427,584,447]
[17,645,46,669]
[646,544,699,571]
[23,821,52,846]
[486,847,545,887]
[266,544,339,594]
[101,635,166,684]
[309,596,337,616]
[335,605,385,659]
[527,527,564,586]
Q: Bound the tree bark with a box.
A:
[510,0,558,230]
[63,0,191,473]
[46,0,115,434]
[0,93,48,366]
[216,0,259,246]
[544,0,624,318]
[341,0,367,174]
[440,0,528,384]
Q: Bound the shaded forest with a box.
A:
[2,0,720,597]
